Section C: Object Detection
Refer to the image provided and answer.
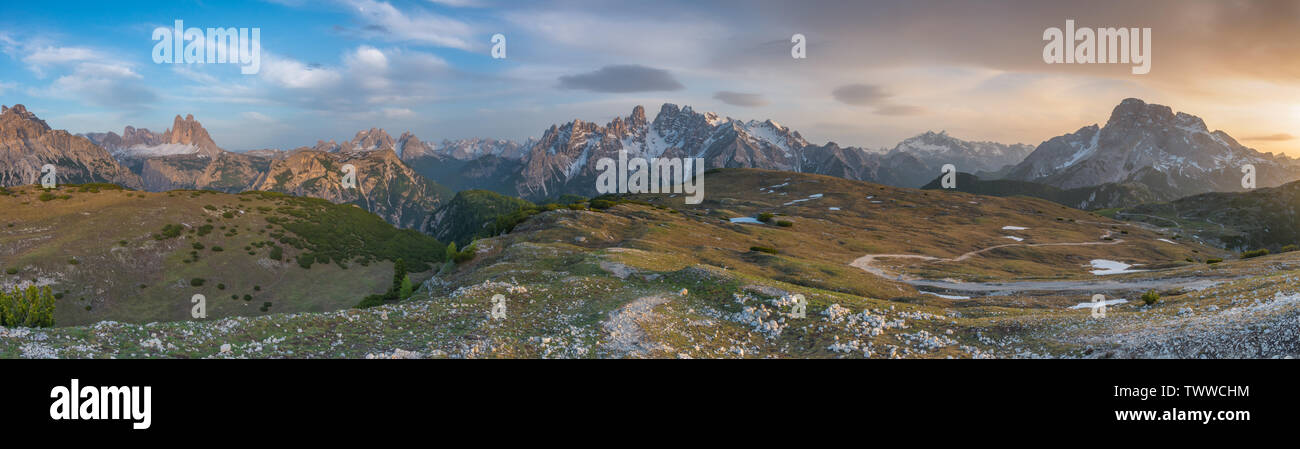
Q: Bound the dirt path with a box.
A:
[601,295,670,358]
[850,237,1127,280]
[848,237,1226,295]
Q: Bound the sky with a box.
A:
[3,0,1300,155]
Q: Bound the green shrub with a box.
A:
[750,245,778,254]
[451,242,477,264]
[192,242,205,250]
[38,192,56,201]
[1206,258,1223,264]
[268,245,283,261]
[67,258,79,265]
[5,267,18,275]
[1241,249,1270,259]
[190,278,205,287]
[1141,290,1160,305]
[297,253,315,269]
[0,286,56,327]
[775,220,793,227]
[758,212,775,223]
[1282,244,1300,253]
[153,224,184,240]
[263,195,446,271]
[390,258,408,296]
[356,294,386,309]
[398,276,414,300]
[211,246,223,252]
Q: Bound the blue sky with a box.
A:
[3,0,1300,155]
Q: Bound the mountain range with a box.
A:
[0,105,143,189]
[5,97,1297,232]
[1002,98,1300,205]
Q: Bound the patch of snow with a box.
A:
[1089,259,1147,276]
[1002,226,1028,230]
[729,217,763,224]
[1068,298,1129,309]
[921,291,971,300]
[114,143,199,158]
[1003,236,1024,242]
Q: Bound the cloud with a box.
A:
[831,84,890,106]
[1242,133,1295,142]
[41,62,156,107]
[382,107,416,119]
[830,83,925,116]
[246,46,452,115]
[260,54,343,89]
[343,0,475,50]
[873,104,925,116]
[504,10,725,65]
[0,81,15,94]
[241,111,276,123]
[558,65,684,93]
[428,0,484,6]
[713,91,768,107]
[16,44,112,78]
[22,46,100,66]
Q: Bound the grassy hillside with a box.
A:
[921,172,1163,210]
[426,189,536,247]
[8,170,1283,359]
[0,184,445,326]
[1118,180,1300,252]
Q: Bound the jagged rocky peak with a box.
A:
[1,104,51,131]
[164,113,223,156]
[396,131,427,158]
[349,127,396,152]
[1006,97,1300,197]
[1105,97,1183,128]
[0,104,143,188]
[629,104,647,126]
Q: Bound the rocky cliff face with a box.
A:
[513,104,812,199]
[0,104,143,188]
[253,148,450,229]
[164,114,223,157]
[139,152,269,192]
[508,103,984,198]
[1007,98,1300,199]
[309,128,398,154]
[889,130,1033,177]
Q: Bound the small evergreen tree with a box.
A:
[0,285,55,328]
[391,258,407,295]
[399,275,414,300]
